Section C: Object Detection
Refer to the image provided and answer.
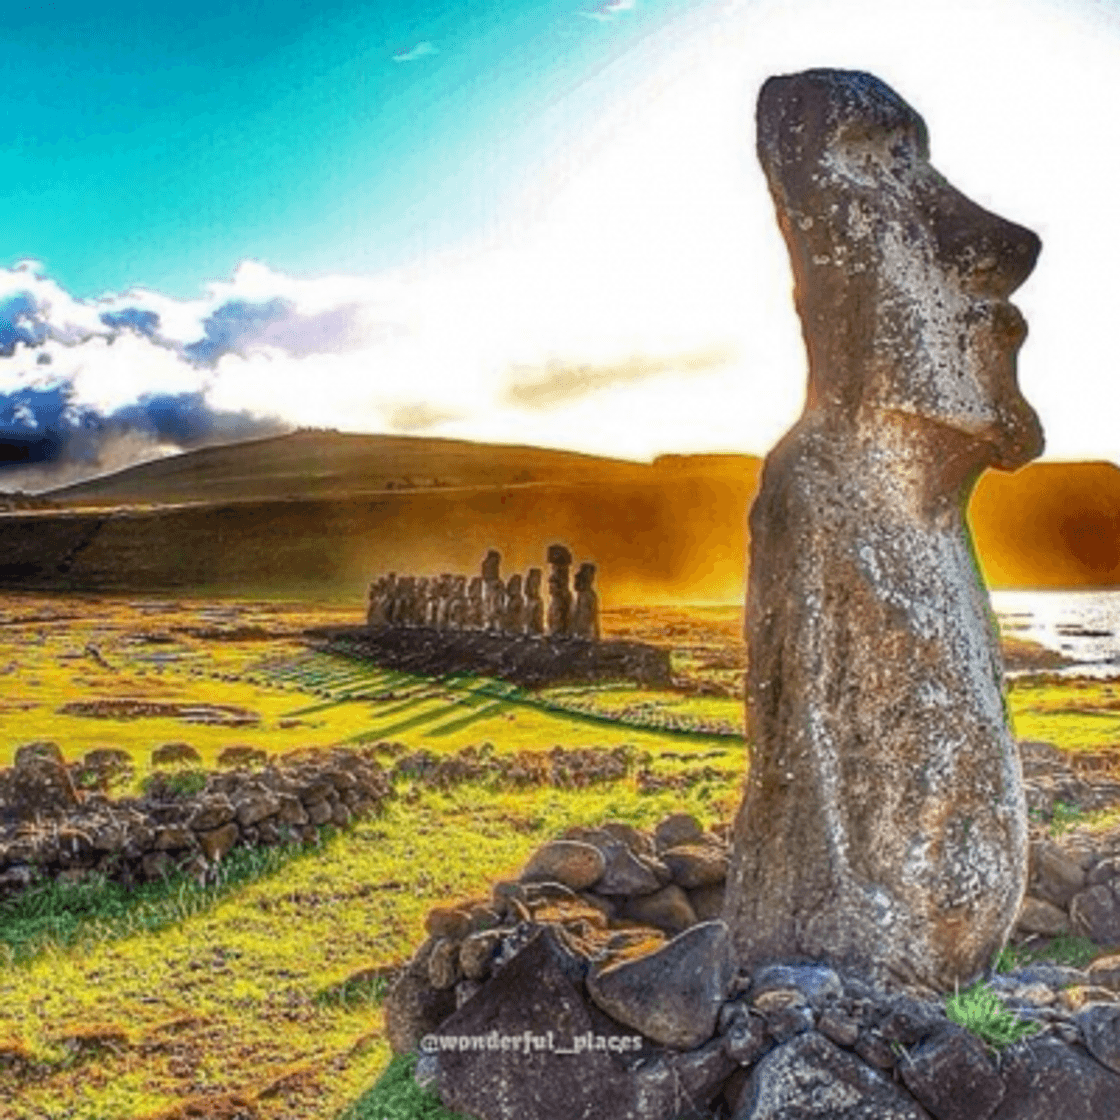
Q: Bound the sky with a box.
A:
[1,0,1119,488]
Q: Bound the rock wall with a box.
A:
[0,742,391,898]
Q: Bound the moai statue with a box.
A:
[571,562,600,641]
[447,575,468,630]
[502,573,526,635]
[416,578,432,628]
[723,70,1043,992]
[466,576,485,630]
[480,550,505,631]
[546,544,573,637]
[366,573,395,627]
[524,568,545,637]
[434,574,453,630]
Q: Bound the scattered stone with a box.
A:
[662,844,729,889]
[427,939,461,991]
[750,964,844,1010]
[622,884,698,935]
[1070,883,1120,944]
[654,813,705,852]
[521,841,606,891]
[426,907,472,940]
[586,921,733,1049]
[595,844,663,896]
[897,1023,1005,1120]
[1016,896,1071,937]
[992,1034,1120,1119]
[1086,955,1120,992]
[1074,1003,1120,1074]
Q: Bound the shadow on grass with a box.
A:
[0,827,339,967]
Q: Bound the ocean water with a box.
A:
[990,588,1120,676]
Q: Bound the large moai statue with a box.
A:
[571,562,600,641]
[480,550,505,631]
[524,568,545,637]
[502,573,526,635]
[546,545,573,637]
[447,575,467,630]
[723,70,1043,992]
[367,573,396,627]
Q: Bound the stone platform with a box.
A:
[305,626,673,690]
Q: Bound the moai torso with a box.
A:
[723,70,1042,992]
[524,568,545,637]
[571,562,600,641]
[546,544,573,637]
[503,573,526,635]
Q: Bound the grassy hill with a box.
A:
[0,430,1116,599]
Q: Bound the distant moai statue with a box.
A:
[480,550,506,631]
[447,575,468,630]
[434,574,454,629]
[524,568,545,637]
[466,576,485,630]
[367,573,395,627]
[546,544,573,637]
[571,562,600,641]
[415,578,431,628]
[502,573,526,634]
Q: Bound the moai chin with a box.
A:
[572,562,600,641]
[546,544,573,638]
[723,70,1043,992]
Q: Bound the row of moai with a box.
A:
[366,545,600,640]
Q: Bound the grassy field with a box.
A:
[1,592,1119,1119]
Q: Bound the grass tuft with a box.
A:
[945,981,1040,1050]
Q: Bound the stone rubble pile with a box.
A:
[367,544,599,641]
[0,741,391,897]
[387,804,1120,1120]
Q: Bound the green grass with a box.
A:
[945,981,1041,1050]
[0,831,330,966]
[336,1054,470,1120]
[995,931,1103,975]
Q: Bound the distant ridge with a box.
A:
[0,431,1114,599]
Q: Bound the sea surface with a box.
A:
[991,589,1120,677]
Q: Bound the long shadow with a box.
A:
[423,699,519,737]
[361,694,494,739]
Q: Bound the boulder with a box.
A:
[654,813,704,852]
[595,845,663,896]
[1030,841,1086,908]
[661,844,729,889]
[586,921,733,1049]
[622,884,697,935]
[1074,1003,1120,1075]
[990,1035,1120,1119]
[1071,883,1120,944]
[732,1031,930,1119]
[1016,896,1070,937]
[384,941,457,1057]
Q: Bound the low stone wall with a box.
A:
[0,742,391,897]
[307,626,673,689]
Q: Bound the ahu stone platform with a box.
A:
[305,626,672,690]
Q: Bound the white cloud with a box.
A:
[392,42,437,63]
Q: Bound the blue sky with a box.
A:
[1,0,1119,486]
[4,0,672,297]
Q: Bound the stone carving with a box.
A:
[524,567,545,636]
[546,544,573,637]
[502,573,525,635]
[466,576,484,630]
[480,550,504,631]
[723,69,1044,991]
[572,562,600,641]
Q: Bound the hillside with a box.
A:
[0,431,1115,600]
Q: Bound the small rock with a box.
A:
[426,907,472,940]
[1031,840,1086,908]
[817,1007,860,1047]
[154,825,194,851]
[460,931,503,980]
[276,794,309,827]
[622,884,698,935]
[521,841,606,891]
[1075,1003,1120,1074]
[235,787,282,827]
[427,938,461,990]
[750,963,844,1009]
[853,1030,895,1070]
[721,1002,772,1065]
[1071,883,1120,944]
[1016,895,1070,937]
[898,1023,1005,1120]
[586,920,733,1049]
[306,798,333,825]
[595,845,663,896]
[599,821,656,857]
[654,813,704,852]
[188,794,236,831]
[661,844,729,889]
[688,883,725,922]
[1087,856,1120,887]
[1086,955,1120,992]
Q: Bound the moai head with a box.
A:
[506,573,523,597]
[574,562,596,592]
[481,550,501,583]
[547,543,573,569]
[757,69,1042,475]
[525,568,542,598]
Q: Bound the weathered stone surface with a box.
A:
[595,844,663,896]
[430,929,668,1120]
[546,544,573,638]
[622,883,697,935]
[188,794,236,831]
[572,562,600,641]
[196,822,240,862]
[689,883,725,922]
[750,963,843,1010]
[662,844,729,888]
[990,1034,1120,1119]
[427,938,461,990]
[586,920,733,1049]
[725,69,1041,991]
[1016,895,1070,936]
[1075,1002,1120,1075]
[235,787,281,827]
[1071,883,1120,944]
[897,1023,1005,1120]
[426,906,472,940]
[732,1030,930,1118]
[385,940,457,1056]
[4,743,80,819]
[521,841,605,891]
[654,813,704,852]
[1030,841,1086,908]
[1086,955,1120,992]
